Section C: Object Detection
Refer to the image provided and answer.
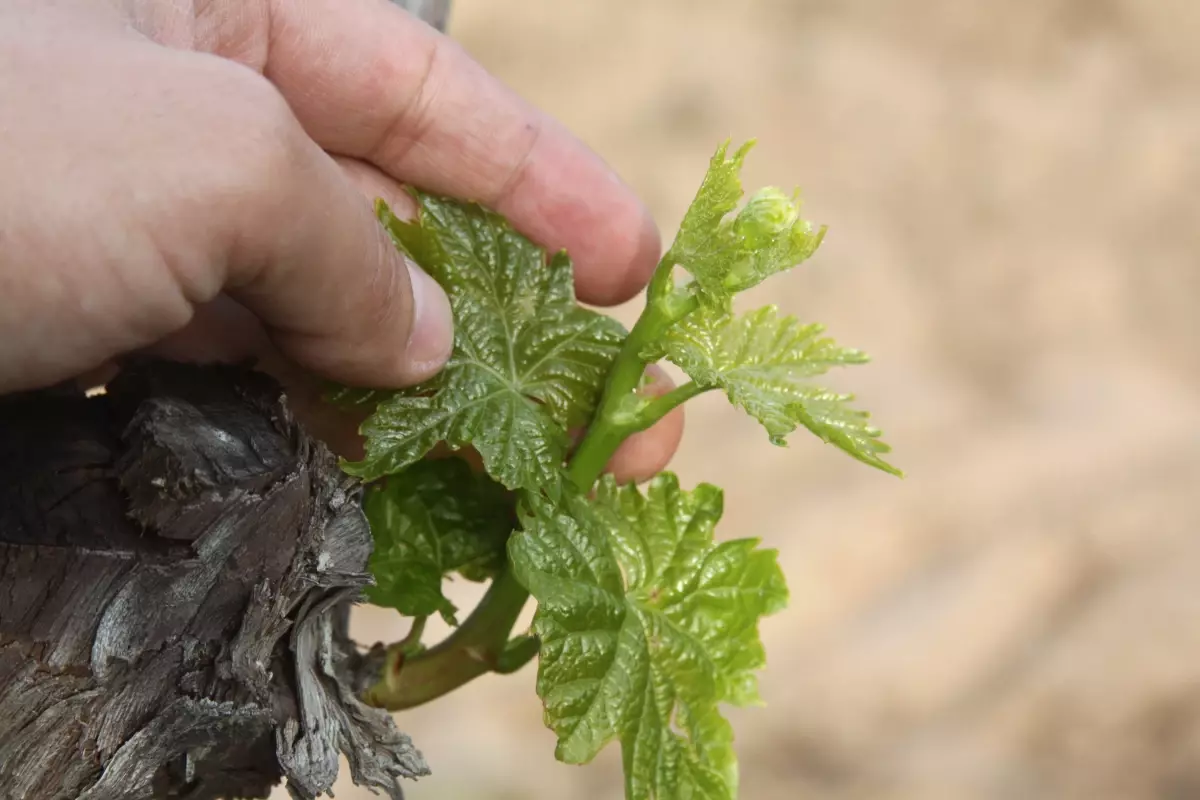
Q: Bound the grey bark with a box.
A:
[390,0,451,33]
[0,361,429,799]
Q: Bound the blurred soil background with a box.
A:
[311,1,1200,797]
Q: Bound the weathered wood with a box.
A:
[391,0,451,32]
[0,361,428,799]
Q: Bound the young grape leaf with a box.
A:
[645,304,900,476]
[508,473,787,800]
[340,195,627,491]
[660,140,826,302]
[323,384,393,411]
[364,458,515,625]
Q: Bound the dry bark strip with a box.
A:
[0,361,428,799]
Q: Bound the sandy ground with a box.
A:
[306,1,1200,797]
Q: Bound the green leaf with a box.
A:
[364,458,515,625]
[323,383,392,411]
[341,194,627,491]
[660,141,826,302]
[509,473,787,800]
[646,304,901,476]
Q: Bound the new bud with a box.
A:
[732,187,799,248]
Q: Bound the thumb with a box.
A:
[213,81,454,389]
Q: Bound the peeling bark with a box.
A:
[0,361,428,799]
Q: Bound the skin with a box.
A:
[0,0,682,481]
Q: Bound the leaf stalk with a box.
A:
[364,567,532,710]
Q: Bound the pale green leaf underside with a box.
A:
[509,474,787,800]
[322,384,392,411]
[342,194,626,490]
[648,304,901,476]
[363,458,514,624]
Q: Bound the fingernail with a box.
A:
[404,261,454,379]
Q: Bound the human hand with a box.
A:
[0,0,682,481]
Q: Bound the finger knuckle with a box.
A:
[231,88,311,196]
[188,62,311,214]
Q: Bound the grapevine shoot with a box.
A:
[328,140,901,799]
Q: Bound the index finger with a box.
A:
[241,0,661,306]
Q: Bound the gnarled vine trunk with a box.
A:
[0,362,426,799]
[1,3,453,798]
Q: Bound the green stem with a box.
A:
[568,291,699,489]
[400,616,427,650]
[495,634,540,674]
[364,567,532,711]
[637,382,708,430]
